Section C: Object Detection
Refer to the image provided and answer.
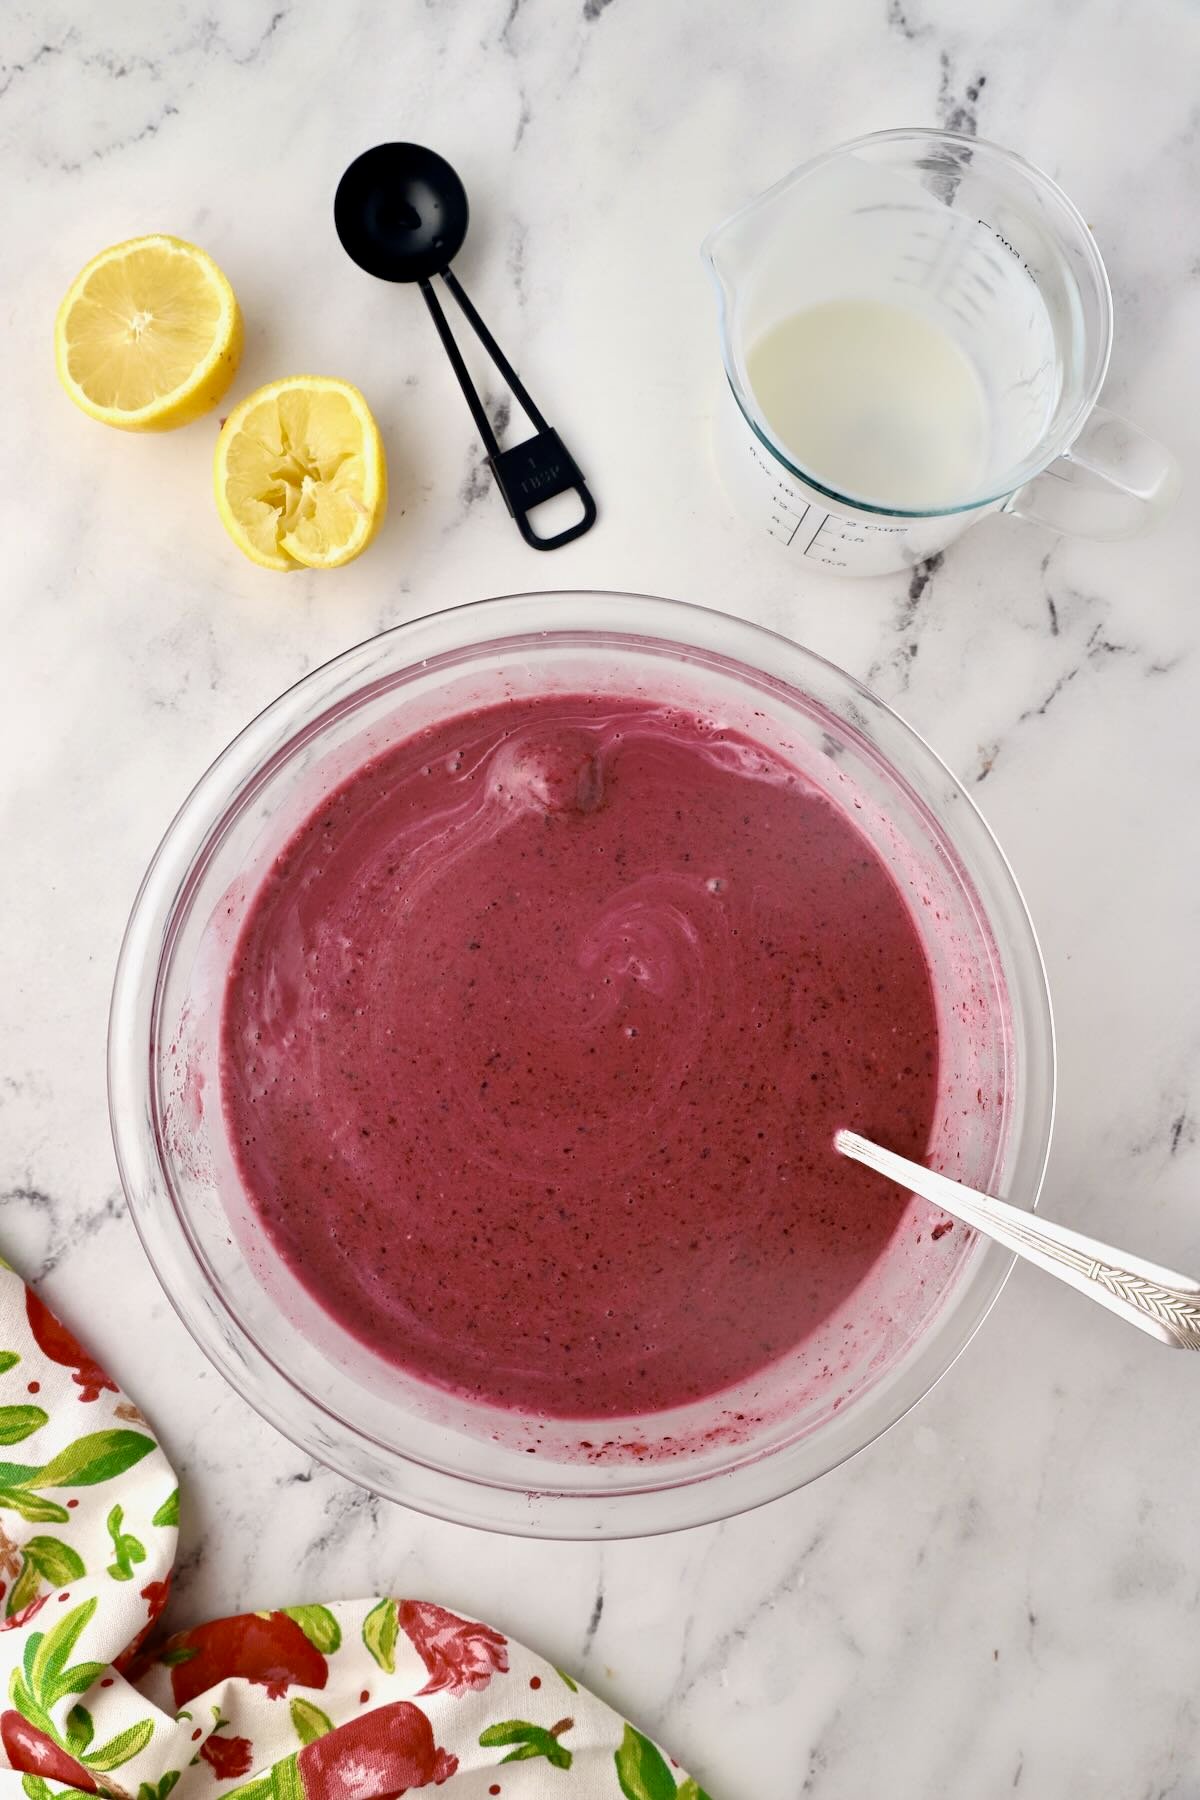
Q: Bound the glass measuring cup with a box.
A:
[703,129,1179,578]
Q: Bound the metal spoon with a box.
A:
[836,1130,1200,1349]
[334,141,596,551]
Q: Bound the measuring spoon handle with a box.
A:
[419,273,596,551]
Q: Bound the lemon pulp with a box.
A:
[214,377,386,571]
[55,234,242,430]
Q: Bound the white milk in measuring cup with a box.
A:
[703,130,1179,578]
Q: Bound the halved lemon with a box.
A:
[55,234,242,430]
[214,376,387,571]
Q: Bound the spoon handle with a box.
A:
[835,1131,1200,1350]
[418,277,500,453]
[439,269,549,434]
[420,272,597,551]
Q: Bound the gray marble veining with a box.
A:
[1,1,1198,1795]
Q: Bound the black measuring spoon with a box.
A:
[334,142,596,551]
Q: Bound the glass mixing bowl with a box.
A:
[108,592,1054,1537]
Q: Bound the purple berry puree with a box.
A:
[220,694,939,1418]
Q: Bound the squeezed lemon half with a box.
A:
[213,375,387,571]
[55,234,243,430]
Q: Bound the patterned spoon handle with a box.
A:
[836,1131,1200,1350]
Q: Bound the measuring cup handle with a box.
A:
[1005,406,1181,541]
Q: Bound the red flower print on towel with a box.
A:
[24,1289,116,1403]
[167,1612,329,1707]
[0,1592,50,1634]
[139,1577,171,1624]
[0,1712,97,1791]
[297,1702,456,1799]
[397,1601,508,1696]
[200,1732,254,1780]
[114,1576,172,1679]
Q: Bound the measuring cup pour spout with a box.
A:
[699,228,732,356]
[701,152,834,420]
[700,189,781,399]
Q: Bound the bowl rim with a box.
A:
[108,589,1056,1538]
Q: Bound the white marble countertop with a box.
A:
[3,0,1199,1793]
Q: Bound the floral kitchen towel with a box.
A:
[0,1260,708,1799]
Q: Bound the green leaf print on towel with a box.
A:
[0,1406,47,1445]
[289,1697,334,1747]
[480,1716,575,1770]
[151,1488,179,1529]
[20,1777,99,1800]
[0,1431,156,1523]
[84,1716,156,1773]
[65,1703,93,1754]
[615,1723,711,1800]
[38,1430,156,1489]
[0,1489,70,1524]
[28,1595,100,1704]
[5,1690,155,1788]
[106,1505,148,1582]
[7,1597,158,1786]
[6,1534,86,1617]
[279,1605,341,1656]
[362,1597,399,1673]
[137,1776,182,1800]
